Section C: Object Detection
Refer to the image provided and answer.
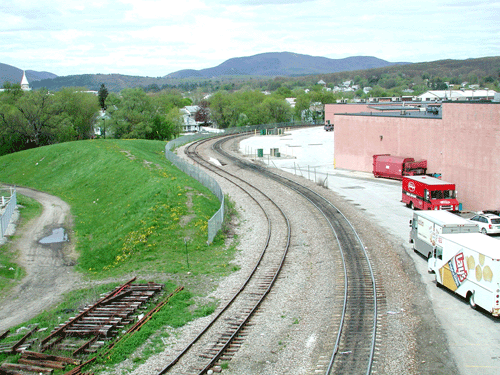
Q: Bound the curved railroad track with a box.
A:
[214,134,380,374]
[158,136,292,374]
[159,132,382,374]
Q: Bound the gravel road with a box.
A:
[0,186,81,332]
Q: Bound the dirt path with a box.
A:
[0,187,82,331]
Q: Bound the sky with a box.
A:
[1,0,499,77]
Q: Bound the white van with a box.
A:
[410,210,479,259]
[428,233,500,316]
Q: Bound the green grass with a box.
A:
[0,139,232,279]
[0,139,239,372]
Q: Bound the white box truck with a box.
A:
[428,233,500,316]
[409,210,479,259]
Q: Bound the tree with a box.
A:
[151,89,191,112]
[273,86,292,99]
[208,92,238,128]
[1,82,24,104]
[0,101,30,155]
[53,88,100,140]
[260,97,292,123]
[105,88,184,140]
[13,89,58,147]
[145,108,182,141]
[108,88,153,138]
[98,83,109,111]
[195,100,211,126]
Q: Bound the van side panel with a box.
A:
[433,233,500,316]
[413,214,441,258]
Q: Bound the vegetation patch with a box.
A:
[0,139,235,280]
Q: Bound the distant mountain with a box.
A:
[2,54,498,93]
[0,63,57,86]
[165,52,409,79]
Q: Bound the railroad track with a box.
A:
[159,132,381,374]
[215,134,380,374]
[157,136,292,374]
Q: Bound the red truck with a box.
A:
[402,175,460,211]
[373,154,427,180]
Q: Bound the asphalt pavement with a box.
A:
[240,126,500,375]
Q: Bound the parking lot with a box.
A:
[240,126,500,375]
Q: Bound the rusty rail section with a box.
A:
[41,278,164,355]
[66,286,186,375]
[0,279,186,374]
[41,277,137,349]
[0,327,39,355]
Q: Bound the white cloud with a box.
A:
[0,0,498,76]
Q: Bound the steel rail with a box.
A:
[158,136,291,374]
[213,133,378,375]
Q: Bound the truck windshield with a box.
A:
[436,246,443,260]
[431,190,455,199]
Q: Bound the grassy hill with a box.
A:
[0,139,231,279]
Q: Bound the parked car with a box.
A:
[324,123,334,131]
[468,213,500,235]
[480,210,500,216]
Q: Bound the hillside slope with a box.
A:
[166,52,408,78]
[0,62,57,85]
[0,139,222,278]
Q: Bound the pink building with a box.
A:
[325,102,500,211]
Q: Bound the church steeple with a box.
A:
[20,71,30,91]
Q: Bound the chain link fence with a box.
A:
[1,188,17,238]
[165,122,312,243]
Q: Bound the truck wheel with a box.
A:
[481,228,487,234]
[468,292,477,309]
[409,202,414,210]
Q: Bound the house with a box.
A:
[285,98,296,108]
[301,102,324,123]
[180,105,201,133]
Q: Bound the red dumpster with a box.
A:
[373,154,427,180]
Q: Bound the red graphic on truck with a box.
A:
[408,181,416,192]
[450,252,467,286]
